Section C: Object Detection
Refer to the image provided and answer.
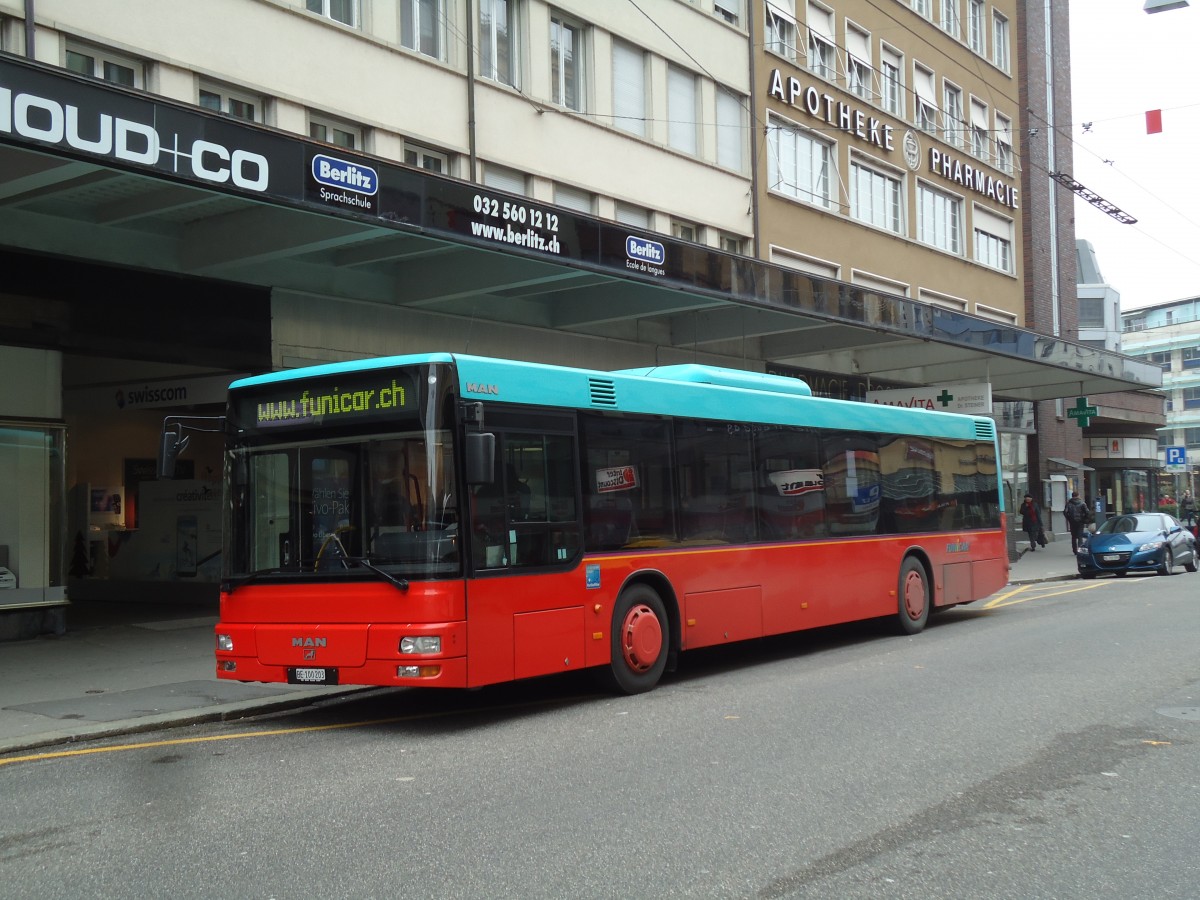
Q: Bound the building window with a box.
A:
[1079,296,1105,329]
[310,115,361,149]
[974,303,1017,324]
[1182,347,1200,369]
[970,98,989,163]
[967,0,985,54]
[766,0,798,61]
[480,0,520,88]
[850,157,903,234]
[974,225,1012,273]
[404,143,448,173]
[973,206,1012,272]
[402,0,446,61]
[199,82,261,122]
[943,81,963,148]
[941,0,960,39]
[483,162,527,194]
[879,45,902,117]
[1143,350,1171,370]
[806,3,835,80]
[846,26,872,101]
[306,0,357,27]
[668,65,698,155]
[673,219,702,243]
[767,115,833,209]
[615,202,651,228]
[995,112,1013,174]
[917,183,962,254]
[720,232,745,254]
[714,0,741,25]
[612,40,646,137]
[914,65,937,134]
[1184,427,1200,448]
[992,11,1010,72]
[65,45,141,87]
[1183,387,1200,409]
[716,88,745,172]
[554,184,594,213]
[551,12,586,111]
[911,0,931,19]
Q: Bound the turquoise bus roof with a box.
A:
[230,352,992,442]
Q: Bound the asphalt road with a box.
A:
[3,574,1198,899]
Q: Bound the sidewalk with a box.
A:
[1007,525,1082,585]
[0,599,366,758]
[0,535,1082,758]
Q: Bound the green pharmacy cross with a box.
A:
[1066,396,1098,427]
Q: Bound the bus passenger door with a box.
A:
[466,428,583,686]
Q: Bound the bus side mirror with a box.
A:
[465,432,496,485]
[158,429,189,479]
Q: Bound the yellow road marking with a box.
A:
[0,695,588,769]
[983,581,1111,610]
[0,716,410,768]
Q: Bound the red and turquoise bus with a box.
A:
[209,353,1008,694]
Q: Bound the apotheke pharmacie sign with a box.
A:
[768,69,895,152]
[928,148,1018,210]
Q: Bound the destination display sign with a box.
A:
[234,370,417,431]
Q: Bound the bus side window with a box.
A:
[675,420,754,544]
[580,413,675,551]
[474,432,581,569]
[753,427,826,540]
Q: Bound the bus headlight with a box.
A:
[400,635,441,654]
[217,634,234,652]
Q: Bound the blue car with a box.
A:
[1077,512,1198,579]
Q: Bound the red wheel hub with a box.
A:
[620,604,663,672]
[903,570,926,619]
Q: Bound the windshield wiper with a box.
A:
[343,557,410,592]
[222,567,286,595]
[223,559,409,594]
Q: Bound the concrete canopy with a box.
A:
[0,56,1160,401]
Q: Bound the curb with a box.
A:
[0,686,375,758]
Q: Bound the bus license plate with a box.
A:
[289,667,337,685]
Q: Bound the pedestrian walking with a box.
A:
[1064,491,1090,551]
[1180,490,1195,527]
[1019,493,1043,552]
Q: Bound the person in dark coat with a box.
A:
[1064,491,1089,551]
[1019,493,1042,552]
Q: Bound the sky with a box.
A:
[1067,1,1200,310]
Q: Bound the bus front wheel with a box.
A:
[896,557,930,635]
[604,584,669,695]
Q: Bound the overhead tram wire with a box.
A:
[1020,94,1200,275]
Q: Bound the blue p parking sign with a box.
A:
[1167,446,1187,466]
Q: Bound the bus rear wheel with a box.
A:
[896,557,930,635]
[604,584,668,695]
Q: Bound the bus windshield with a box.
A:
[225,364,463,585]
[226,430,460,581]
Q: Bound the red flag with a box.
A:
[1146,109,1163,134]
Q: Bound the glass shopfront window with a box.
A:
[0,421,66,609]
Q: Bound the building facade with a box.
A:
[1121,298,1200,510]
[0,0,1161,635]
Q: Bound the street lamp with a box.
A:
[1144,0,1189,12]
